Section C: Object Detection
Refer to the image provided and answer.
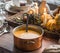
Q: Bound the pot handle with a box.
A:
[24,40,35,45]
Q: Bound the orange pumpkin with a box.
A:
[55,13,60,25]
[55,13,60,30]
[40,13,52,26]
[41,13,52,21]
[46,19,56,31]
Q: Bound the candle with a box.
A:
[34,2,38,14]
[43,8,47,25]
[44,8,46,14]
[26,14,29,32]
[35,3,38,14]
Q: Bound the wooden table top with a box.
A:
[0,26,58,53]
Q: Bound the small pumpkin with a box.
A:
[55,13,60,25]
[55,13,60,30]
[46,19,56,31]
[40,13,52,26]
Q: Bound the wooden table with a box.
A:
[0,26,58,53]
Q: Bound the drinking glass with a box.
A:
[0,3,6,20]
[0,0,8,13]
[12,0,20,7]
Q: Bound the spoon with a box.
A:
[0,26,10,36]
[26,13,29,32]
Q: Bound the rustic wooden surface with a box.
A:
[0,27,58,53]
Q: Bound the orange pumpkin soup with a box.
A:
[14,30,40,39]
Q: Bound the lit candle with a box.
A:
[44,8,46,14]
[34,2,38,14]
[36,3,38,14]
[43,8,47,25]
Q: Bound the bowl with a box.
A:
[13,24,44,51]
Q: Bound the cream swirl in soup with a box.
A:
[14,30,40,39]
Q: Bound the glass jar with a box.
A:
[0,9,6,22]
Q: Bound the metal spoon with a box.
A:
[0,26,10,36]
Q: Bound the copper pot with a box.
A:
[13,24,44,51]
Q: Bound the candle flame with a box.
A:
[44,8,47,14]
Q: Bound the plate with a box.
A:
[5,1,30,14]
[5,1,21,14]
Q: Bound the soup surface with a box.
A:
[14,30,40,39]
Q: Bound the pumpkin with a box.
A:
[55,13,60,30]
[46,19,56,31]
[55,13,60,25]
[40,13,52,26]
